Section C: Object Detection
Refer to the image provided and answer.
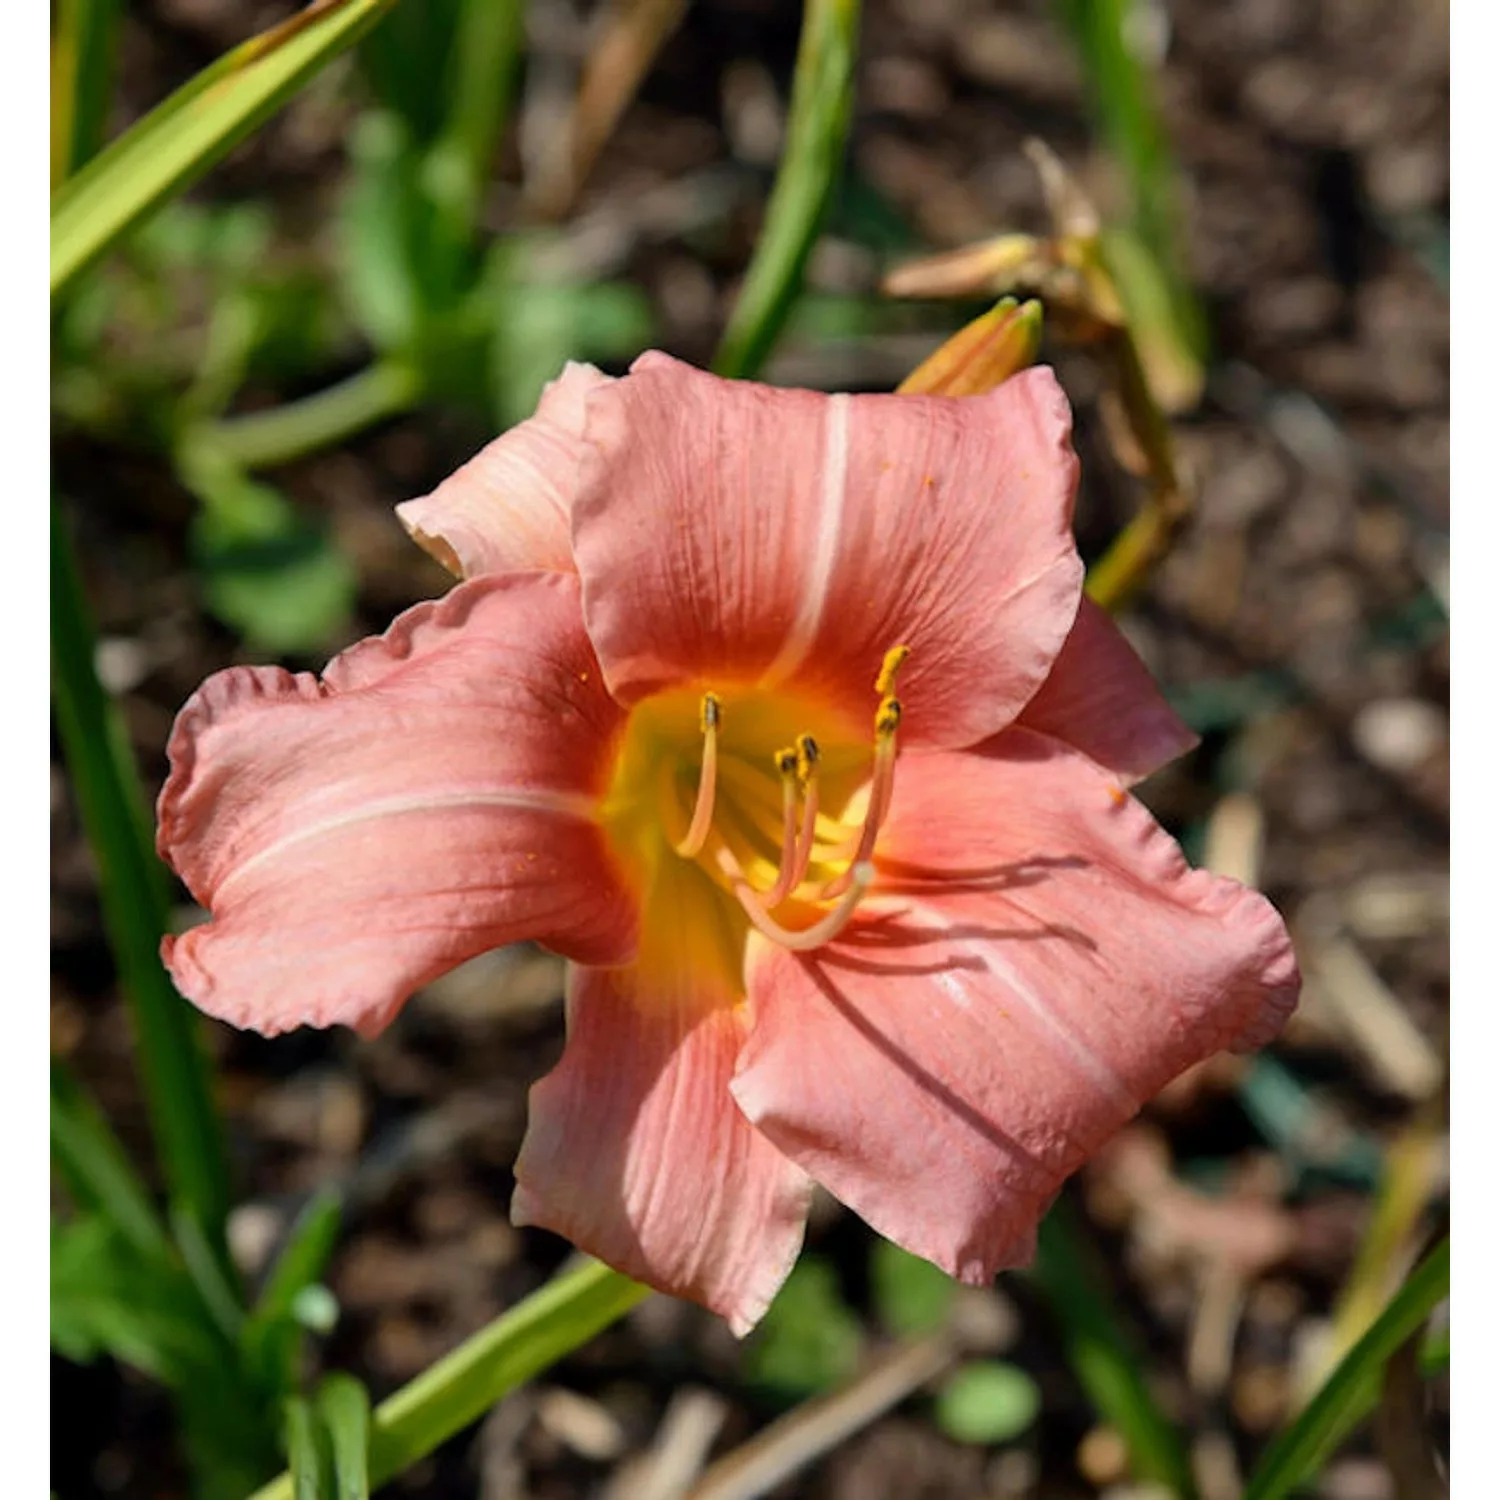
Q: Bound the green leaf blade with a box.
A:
[51,0,121,184]
[52,0,399,298]
[249,1260,649,1500]
[285,1395,329,1500]
[712,0,861,380]
[1029,1205,1197,1498]
[317,1375,373,1500]
[50,1059,171,1265]
[1244,1236,1449,1500]
[51,506,233,1267]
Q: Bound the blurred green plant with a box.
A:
[52,0,400,298]
[870,1236,958,1338]
[51,0,119,186]
[1030,1202,1200,1499]
[53,0,650,654]
[51,1062,278,1498]
[745,1255,866,1404]
[713,0,861,379]
[871,1239,1041,1451]
[1244,1235,1449,1500]
[249,1259,649,1500]
[51,514,232,1261]
[933,1361,1041,1447]
[1050,0,1207,370]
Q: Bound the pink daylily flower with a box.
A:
[157,352,1299,1334]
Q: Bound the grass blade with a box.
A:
[51,0,120,185]
[1050,0,1206,364]
[437,0,526,219]
[1243,1235,1449,1500]
[1029,1203,1197,1498]
[285,1395,329,1500]
[712,0,860,380]
[317,1375,373,1500]
[242,1189,345,1395]
[51,0,398,297]
[50,1058,171,1265]
[254,1191,345,1323]
[51,504,233,1268]
[249,1259,650,1500]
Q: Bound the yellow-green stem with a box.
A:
[193,359,421,472]
[248,1260,649,1500]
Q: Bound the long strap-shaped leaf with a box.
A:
[1030,1205,1198,1499]
[51,504,234,1262]
[51,0,121,185]
[51,0,397,297]
[1243,1235,1449,1500]
[712,0,860,381]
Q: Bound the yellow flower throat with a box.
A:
[599,648,911,969]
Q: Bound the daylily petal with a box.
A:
[731,730,1298,1285]
[157,572,637,1038]
[572,352,1083,749]
[1014,598,1199,783]
[396,362,610,578]
[513,868,812,1333]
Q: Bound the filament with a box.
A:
[718,844,875,953]
[673,692,722,858]
[758,748,802,907]
[818,696,901,900]
[760,734,822,906]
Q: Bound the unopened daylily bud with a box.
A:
[898,297,1044,397]
[882,234,1048,301]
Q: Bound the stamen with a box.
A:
[718,844,875,952]
[762,736,821,907]
[870,697,902,828]
[755,747,801,907]
[783,734,822,893]
[817,662,907,900]
[673,692,721,858]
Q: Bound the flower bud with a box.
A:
[897,297,1044,397]
[881,234,1048,302]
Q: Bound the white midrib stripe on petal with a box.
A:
[214,787,600,895]
[760,393,850,687]
[886,895,1138,1116]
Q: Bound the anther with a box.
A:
[818,656,910,900]
[673,692,721,858]
[796,733,820,782]
[875,644,911,696]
